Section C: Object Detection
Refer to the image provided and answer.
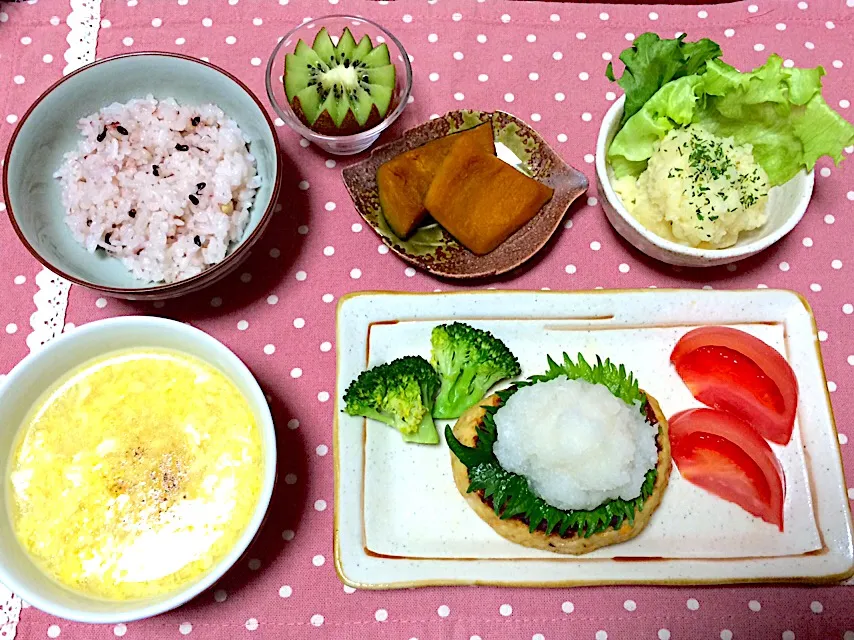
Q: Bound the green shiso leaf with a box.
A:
[445,353,658,539]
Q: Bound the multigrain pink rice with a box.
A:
[55,96,260,284]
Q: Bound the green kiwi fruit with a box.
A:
[284,27,396,136]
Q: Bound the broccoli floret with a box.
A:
[431,322,521,419]
[343,355,440,444]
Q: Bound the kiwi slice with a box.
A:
[335,28,358,59]
[352,34,374,61]
[284,27,396,136]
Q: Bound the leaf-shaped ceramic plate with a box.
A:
[341,110,589,279]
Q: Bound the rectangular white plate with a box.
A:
[334,290,854,587]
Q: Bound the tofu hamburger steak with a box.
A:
[446,354,671,554]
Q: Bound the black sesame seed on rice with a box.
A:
[196,182,206,192]
[128,209,136,218]
[116,125,129,136]
[175,144,189,152]
[194,235,202,247]
[191,116,201,126]
[96,127,107,142]
[189,194,200,205]
[152,165,160,177]
[104,232,112,245]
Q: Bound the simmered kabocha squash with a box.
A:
[377,123,495,239]
[424,134,554,255]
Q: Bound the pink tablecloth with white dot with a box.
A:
[2,0,854,638]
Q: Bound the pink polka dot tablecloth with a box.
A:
[2,0,854,638]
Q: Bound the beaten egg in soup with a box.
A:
[6,349,263,600]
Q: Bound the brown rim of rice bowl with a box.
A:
[2,51,283,297]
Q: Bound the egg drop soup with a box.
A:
[6,349,263,600]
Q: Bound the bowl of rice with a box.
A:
[3,52,282,299]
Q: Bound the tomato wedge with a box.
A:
[671,326,798,445]
[669,408,785,530]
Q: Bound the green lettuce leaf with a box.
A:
[606,33,722,126]
[697,56,854,185]
[607,54,854,185]
[445,354,659,539]
[607,75,704,179]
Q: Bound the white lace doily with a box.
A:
[0,584,21,640]
[26,268,72,353]
[27,0,101,354]
[64,0,101,75]
[2,2,102,637]
[27,0,102,353]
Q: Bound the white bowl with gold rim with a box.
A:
[595,95,814,268]
[0,317,276,623]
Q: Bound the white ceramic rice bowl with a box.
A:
[596,95,814,268]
